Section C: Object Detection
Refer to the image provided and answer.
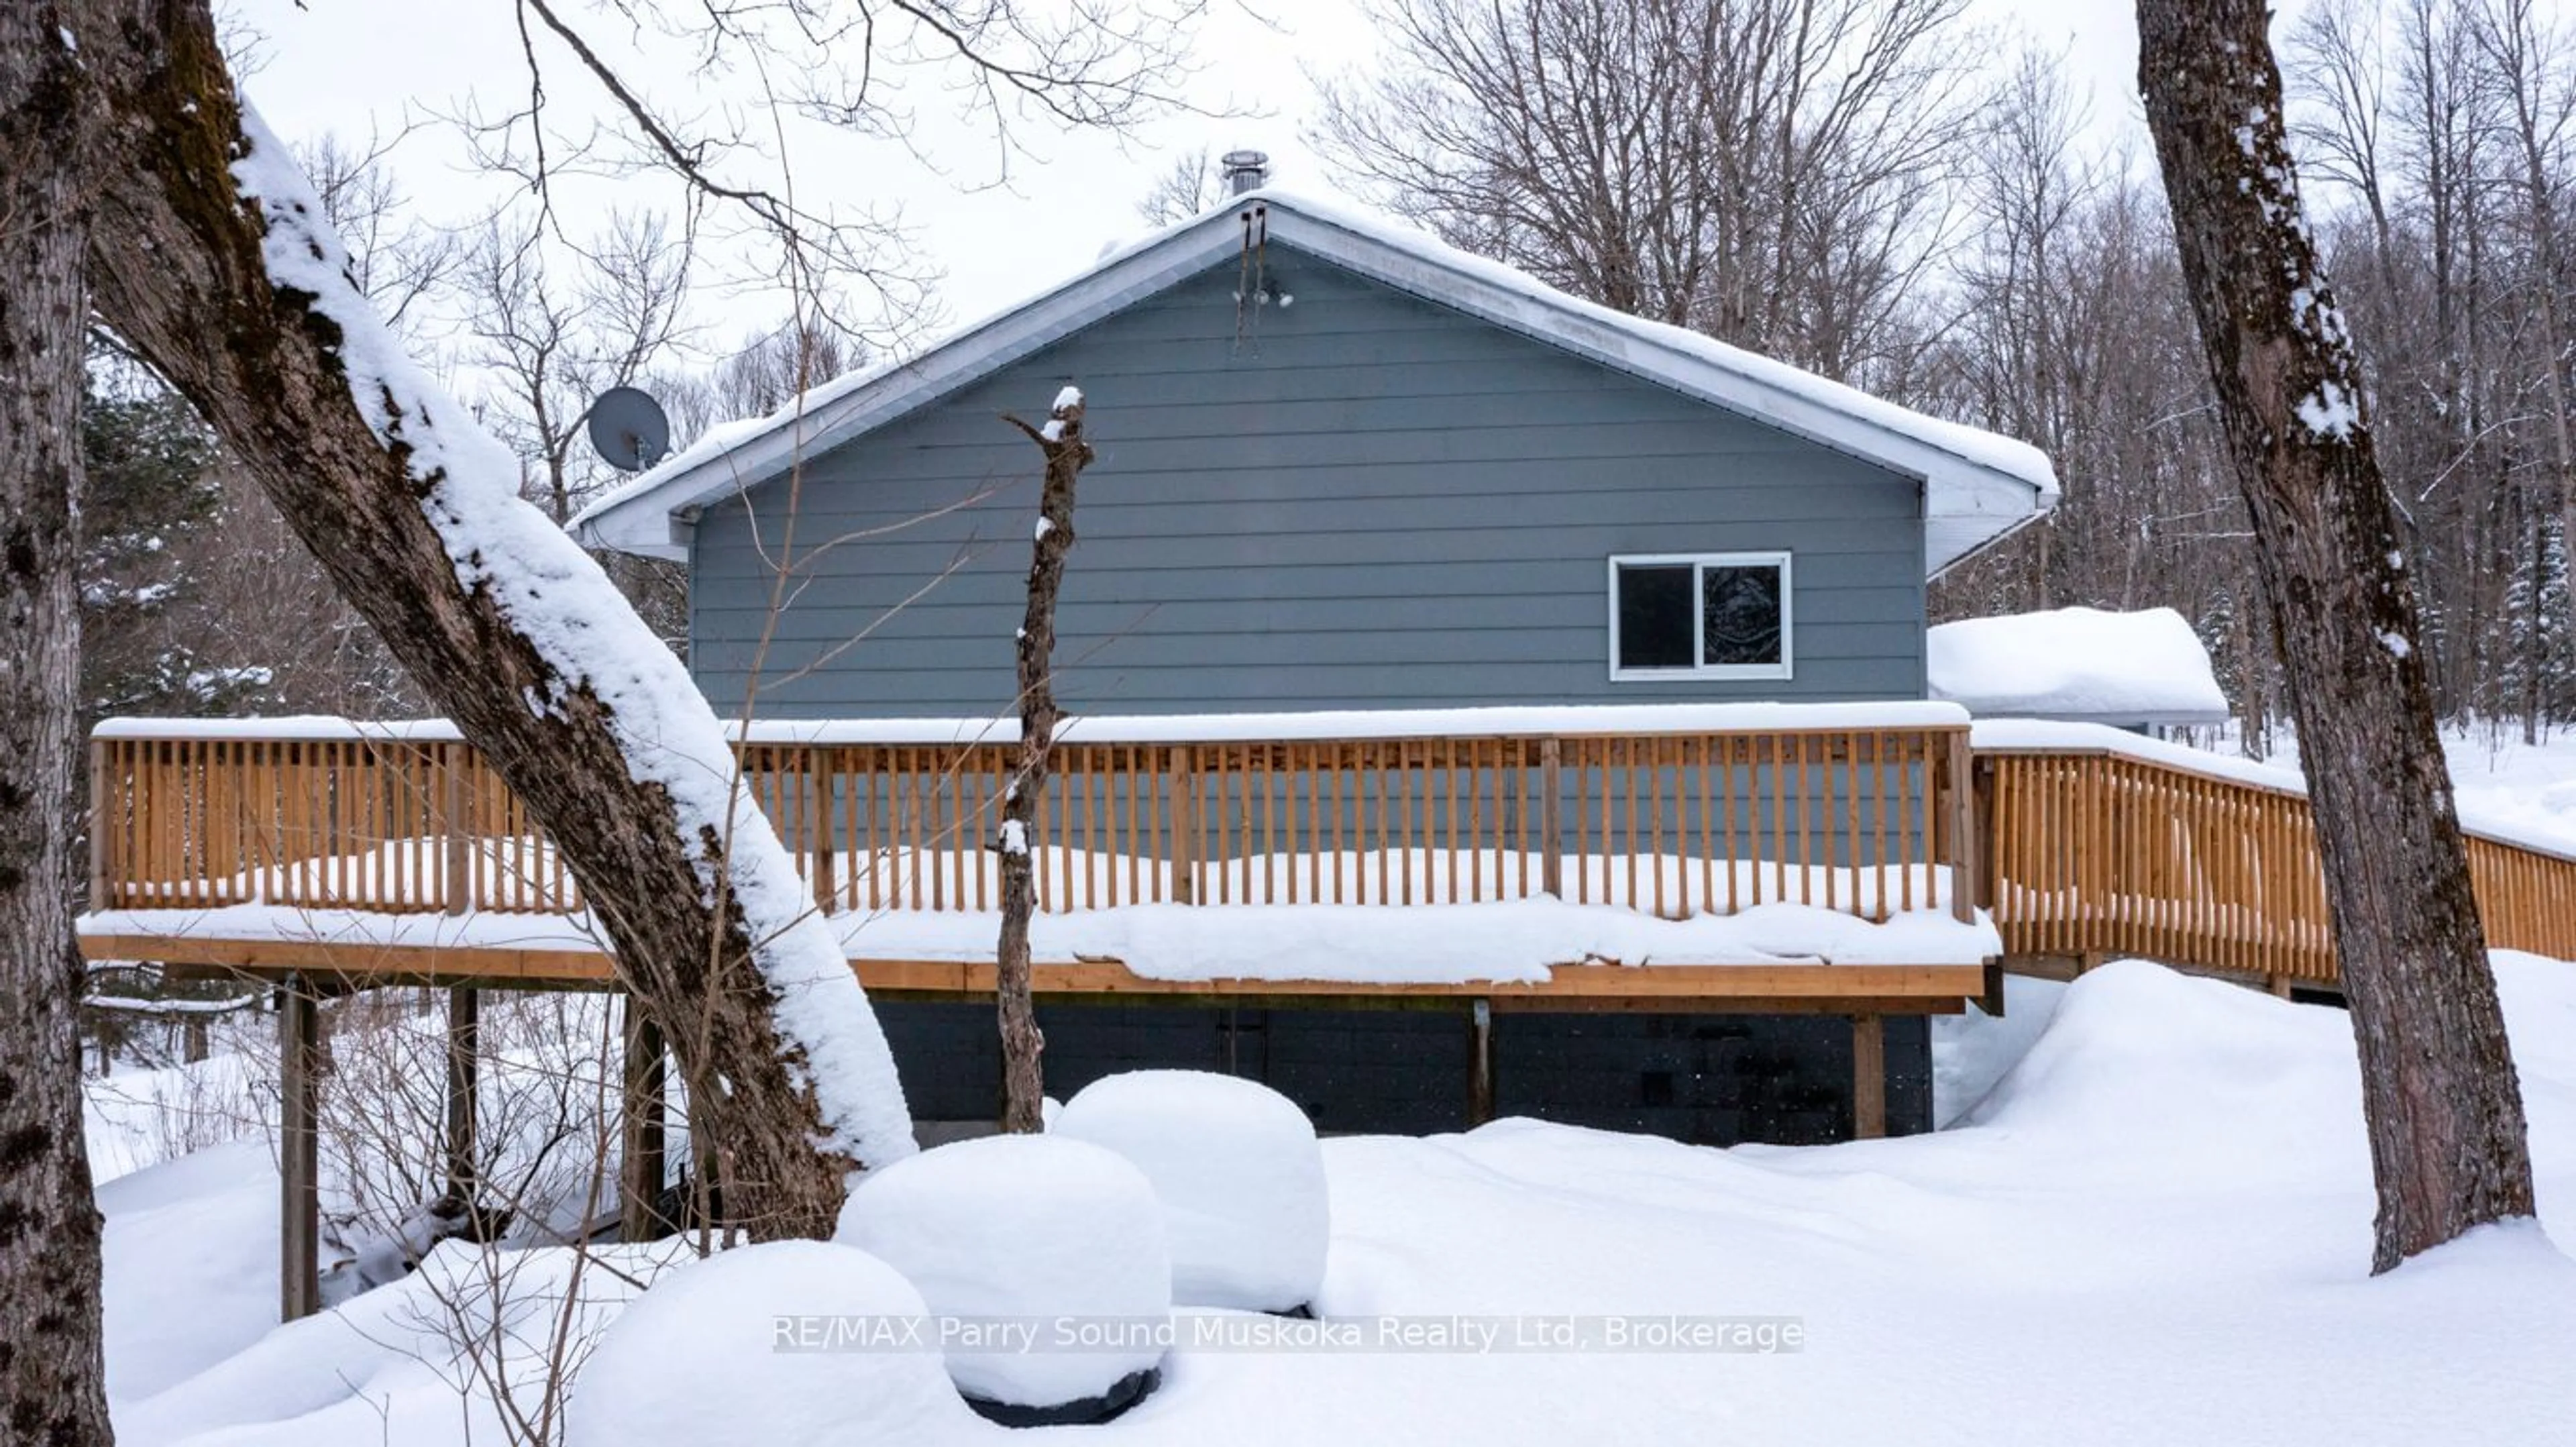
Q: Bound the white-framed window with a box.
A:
[1607,551,1792,681]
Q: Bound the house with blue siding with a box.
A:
[576,185,2057,1145]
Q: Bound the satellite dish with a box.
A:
[586,386,672,473]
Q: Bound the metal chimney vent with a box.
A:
[1222,149,1270,196]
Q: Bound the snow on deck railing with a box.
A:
[87,709,1982,930]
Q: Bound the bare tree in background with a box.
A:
[994,389,1093,1132]
[2137,0,2535,1272]
[296,130,464,344]
[449,0,1211,343]
[1313,0,1979,382]
[2271,0,2576,739]
[650,320,866,449]
[1931,51,2251,721]
[2473,0,2576,743]
[1137,147,1224,224]
[461,212,696,524]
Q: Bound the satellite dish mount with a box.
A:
[585,386,672,474]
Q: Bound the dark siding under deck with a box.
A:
[884,1004,1933,1144]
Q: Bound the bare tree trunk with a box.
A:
[0,7,116,1440]
[2137,0,2535,1273]
[994,390,1093,1133]
[72,2,910,1240]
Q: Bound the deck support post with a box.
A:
[2267,972,2292,1000]
[620,996,669,1240]
[1850,1013,1886,1140]
[1466,998,1495,1126]
[280,975,322,1321]
[442,986,480,1207]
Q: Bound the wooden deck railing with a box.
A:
[88,716,1980,926]
[1980,742,2576,985]
[89,717,2576,990]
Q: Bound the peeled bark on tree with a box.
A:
[0,11,117,1442]
[994,390,1093,1132]
[72,1,914,1241]
[2136,0,2536,1272]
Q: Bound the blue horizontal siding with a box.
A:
[689,248,1928,718]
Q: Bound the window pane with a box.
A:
[1702,564,1783,667]
[1616,564,1695,670]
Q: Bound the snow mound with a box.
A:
[1931,606,2230,725]
[568,1241,987,1447]
[2494,951,2576,1148]
[838,1134,1170,1409]
[1963,960,2369,1183]
[1928,973,2068,1127]
[99,1140,277,1403]
[1054,1071,1330,1312]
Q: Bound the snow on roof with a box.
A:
[1931,608,2231,727]
[574,187,2058,574]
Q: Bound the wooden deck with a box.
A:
[81,712,1992,1011]
[76,712,2576,996]
[75,709,2576,1324]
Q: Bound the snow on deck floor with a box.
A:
[85,851,1995,979]
[99,953,2576,1446]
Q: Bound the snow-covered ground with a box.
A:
[95,951,2576,1446]
[2180,718,2576,856]
[2435,723,2576,855]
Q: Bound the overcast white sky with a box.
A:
[221,0,2167,358]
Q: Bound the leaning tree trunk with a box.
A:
[74,1,912,1240]
[994,390,1094,1133]
[0,8,117,1442]
[2136,0,2535,1273]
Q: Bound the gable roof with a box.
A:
[574,189,2059,574]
